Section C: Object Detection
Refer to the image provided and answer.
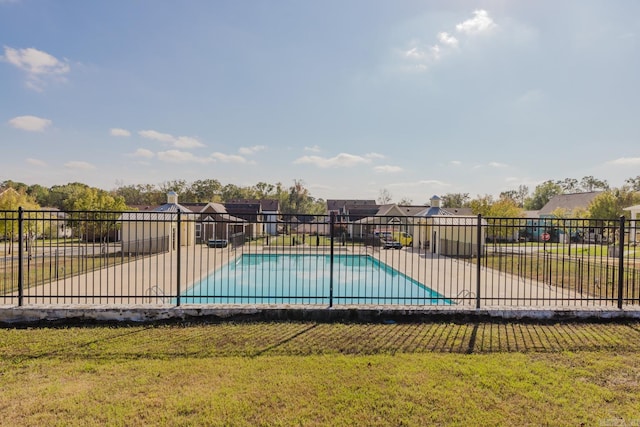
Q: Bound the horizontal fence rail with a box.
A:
[1,209,638,309]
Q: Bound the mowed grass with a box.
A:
[1,321,640,426]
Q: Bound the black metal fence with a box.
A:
[1,208,638,309]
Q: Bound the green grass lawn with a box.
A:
[1,321,639,426]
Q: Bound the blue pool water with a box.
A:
[180,254,451,305]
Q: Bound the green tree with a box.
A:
[624,176,640,191]
[488,198,524,218]
[556,178,579,193]
[524,181,562,210]
[469,195,494,216]
[253,182,276,199]
[580,176,609,192]
[187,179,222,202]
[0,188,43,244]
[27,184,51,206]
[588,189,640,220]
[47,183,91,210]
[66,187,128,242]
[441,193,470,208]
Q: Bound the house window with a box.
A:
[195,223,201,239]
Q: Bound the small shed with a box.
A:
[428,216,486,257]
[119,192,195,254]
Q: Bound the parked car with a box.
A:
[392,231,413,246]
[381,238,402,250]
[207,239,228,248]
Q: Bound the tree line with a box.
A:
[0,179,326,215]
[2,174,640,219]
[439,175,640,220]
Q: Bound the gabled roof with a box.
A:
[199,202,245,222]
[225,199,262,212]
[260,199,280,212]
[154,203,193,213]
[119,201,193,221]
[399,205,429,216]
[418,206,455,217]
[327,199,377,212]
[539,192,602,216]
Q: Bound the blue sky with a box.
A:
[1,0,639,204]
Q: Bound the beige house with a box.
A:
[352,204,415,244]
[119,192,195,254]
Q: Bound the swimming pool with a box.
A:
[180,254,451,305]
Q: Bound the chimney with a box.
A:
[430,195,441,208]
[167,191,178,204]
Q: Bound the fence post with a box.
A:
[329,211,335,308]
[17,207,24,307]
[176,209,182,307]
[617,216,625,309]
[476,214,482,309]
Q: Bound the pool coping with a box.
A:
[2,304,640,326]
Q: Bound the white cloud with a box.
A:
[238,145,266,155]
[438,32,459,47]
[157,150,210,164]
[404,47,426,60]
[450,160,462,166]
[488,161,508,168]
[397,9,497,73]
[455,10,497,35]
[304,145,321,153]
[110,128,131,137]
[139,129,205,148]
[607,157,640,166]
[294,153,373,168]
[26,158,46,167]
[64,161,95,170]
[128,148,154,158]
[139,130,175,143]
[210,152,249,163]
[174,136,205,148]
[374,165,403,173]
[2,46,70,91]
[8,115,52,132]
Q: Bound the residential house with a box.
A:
[530,191,603,243]
[538,192,602,217]
[39,207,72,239]
[352,204,414,242]
[195,202,247,244]
[224,199,280,238]
[260,199,280,235]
